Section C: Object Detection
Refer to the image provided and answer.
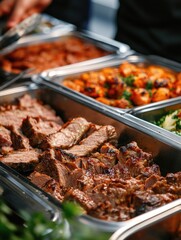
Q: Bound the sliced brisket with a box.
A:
[22,117,62,146]
[0,148,41,171]
[0,126,12,147]
[9,125,30,150]
[133,190,178,215]
[65,188,97,212]
[40,117,91,149]
[29,171,64,202]
[64,125,117,157]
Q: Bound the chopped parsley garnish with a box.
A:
[146,81,153,89]
[121,75,135,87]
[122,90,132,100]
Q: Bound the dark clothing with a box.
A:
[44,0,91,29]
[115,0,181,62]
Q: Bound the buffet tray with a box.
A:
[0,82,180,233]
[30,13,75,35]
[130,97,181,136]
[0,29,130,77]
[110,199,181,240]
[41,53,181,114]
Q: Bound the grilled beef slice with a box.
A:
[0,148,41,171]
[91,143,121,168]
[119,141,153,164]
[119,141,158,178]
[65,188,97,212]
[75,156,109,174]
[35,155,71,188]
[64,125,117,157]
[133,190,178,215]
[16,94,40,109]
[40,117,91,149]
[22,117,62,146]
[150,172,181,195]
[29,171,64,202]
[0,126,12,147]
[0,94,62,128]
[0,107,61,128]
[9,125,30,150]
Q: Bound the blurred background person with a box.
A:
[115,0,181,62]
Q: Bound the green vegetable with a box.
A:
[0,199,111,240]
[154,109,181,136]
[122,90,132,100]
[121,75,135,87]
[146,81,153,90]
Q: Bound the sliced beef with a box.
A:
[90,204,135,222]
[75,156,109,174]
[81,123,102,138]
[166,172,181,185]
[0,107,61,128]
[29,170,53,188]
[0,94,62,128]
[0,149,41,172]
[111,162,131,179]
[40,117,91,149]
[16,94,40,109]
[35,155,70,188]
[22,117,62,146]
[29,171,64,202]
[150,172,181,196]
[43,178,64,202]
[16,94,63,124]
[133,190,178,216]
[9,125,30,150]
[38,148,75,166]
[0,146,14,155]
[65,188,97,212]
[0,126,12,147]
[144,174,161,190]
[91,143,121,168]
[0,110,27,127]
[30,103,63,124]
[64,125,117,157]
[119,141,153,165]
[119,141,158,178]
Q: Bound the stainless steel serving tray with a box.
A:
[0,29,131,77]
[0,82,180,232]
[30,13,75,35]
[130,97,181,140]
[41,54,181,114]
[110,199,181,240]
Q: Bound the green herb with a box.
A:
[0,199,111,240]
[121,75,134,87]
[122,90,132,100]
[146,81,153,90]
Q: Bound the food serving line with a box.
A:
[0,14,180,240]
